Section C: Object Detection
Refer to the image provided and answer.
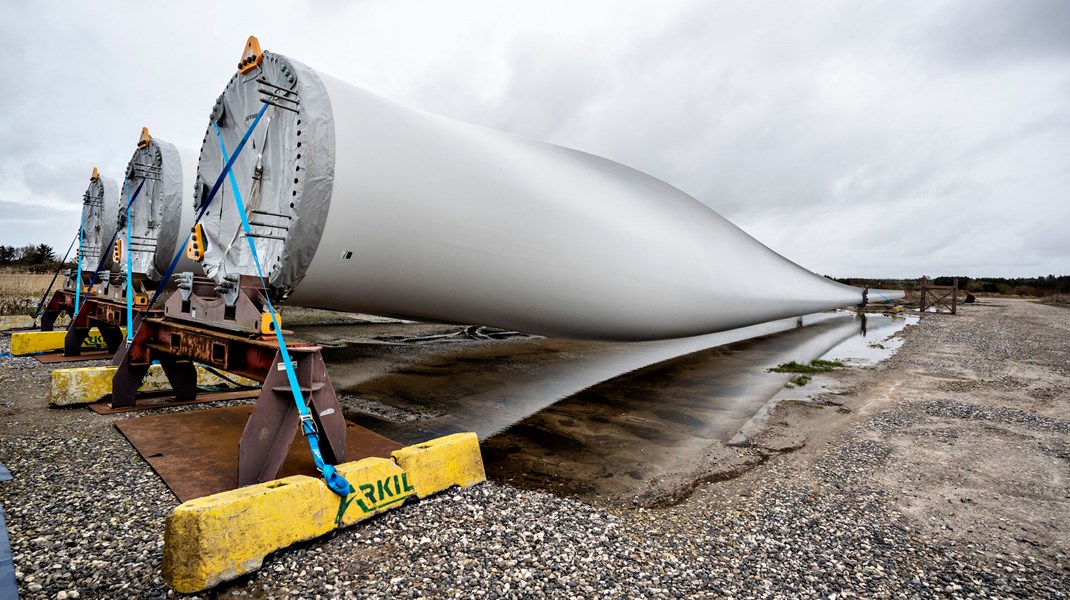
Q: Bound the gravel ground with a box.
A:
[0,298,1067,598]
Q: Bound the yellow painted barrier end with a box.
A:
[48,364,259,407]
[10,328,123,355]
[163,435,486,593]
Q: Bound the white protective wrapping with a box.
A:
[78,174,119,273]
[197,48,903,342]
[116,138,201,281]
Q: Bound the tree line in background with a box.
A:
[0,244,68,273]
[833,275,1070,297]
[1,241,1068,297]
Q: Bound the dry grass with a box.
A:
[0,273,53,295]
[1038,294,1070,309]
[0,273,54,315]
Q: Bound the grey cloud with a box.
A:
[921,0,1070,67]
[20,160,94,208]
[0,0,1067,279]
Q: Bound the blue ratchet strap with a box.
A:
[74,225,84,316]
[75,179,146,315]
[33,231,78,318]
[125,187,134,342]
[213,122,353,500]
[876,291,896,305]
[146,103,270,310]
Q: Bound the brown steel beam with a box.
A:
[40,289,75,332]
[239,347,347,486]
[62,296,160,357]
[919,276,959,315]
[111,283,348,485]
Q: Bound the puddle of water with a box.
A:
[321,309,914,504]
[731,312,916,446]
[820,312,918,366]
[481,311,915,502]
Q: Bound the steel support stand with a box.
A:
[110,276,348,485]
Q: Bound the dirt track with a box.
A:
[0,297,1067,597]
[740,298,1070,572]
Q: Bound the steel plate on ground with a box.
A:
[34,350,114,363]
[114,406,404,501]
[89,389,260,414]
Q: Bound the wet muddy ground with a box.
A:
[290,308,914,506]
[2,298,1066,598]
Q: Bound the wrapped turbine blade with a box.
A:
[196,37,903,342]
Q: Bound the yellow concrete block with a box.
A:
[391,432,486,498]
[0,315,35,331]
[162,458,418,592]
[48,364,259,406]
[9,328,124,355]
[160,434,485,593]
[162,475,333,593]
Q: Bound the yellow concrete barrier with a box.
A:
[48,364,259,406]
[9,328,125,355]
[163,436,485,593]
[392,432,486,498]
[163,475,331,593]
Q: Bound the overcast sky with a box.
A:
[1,1,1067,278]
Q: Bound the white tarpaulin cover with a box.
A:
[79,173,119,273]
[196,47,903,342]
[117,136,200,281]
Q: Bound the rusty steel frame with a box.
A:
[39,288,157,358]
[63,293,161,358]
[39,289,77,332]
[919,277,959,314]
[110,277,348,486]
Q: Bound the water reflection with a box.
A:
[480,312,911,501]
[320,310,912,503]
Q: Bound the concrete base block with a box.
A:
[162,435,486,593]
[9,328,124,355]
[48,364,258,406]
[0,315,35,332]
[391,432,486,498]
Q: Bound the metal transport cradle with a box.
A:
[39,129,204,358]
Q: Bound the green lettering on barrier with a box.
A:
[353,473,416,514]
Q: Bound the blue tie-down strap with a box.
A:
[75,224,83,312]
[33,230,78,318]
[125,187,135,341]
[211,112,353,502]
[147,103,270,310]
[74,178,146,316]
[303,419,354,497]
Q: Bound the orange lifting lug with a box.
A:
[260,312,279,335]
[137,127,151,149]
[90,167,100,182]
[113,239,123,264]
[237,35,264,74]
[186,223,207,262]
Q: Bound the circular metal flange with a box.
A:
[194,51,335,298]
